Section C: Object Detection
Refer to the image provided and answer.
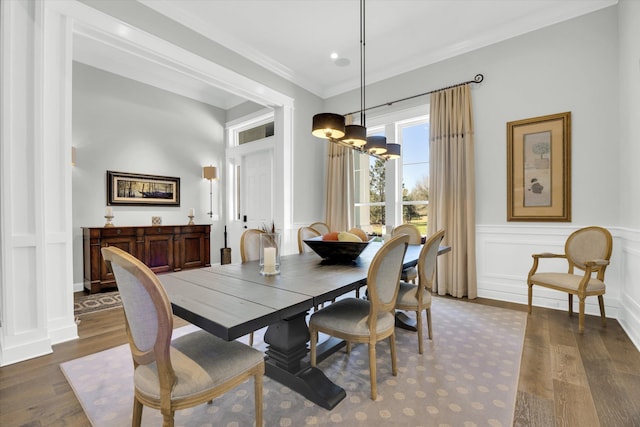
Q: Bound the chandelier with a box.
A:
[311,0,399,161]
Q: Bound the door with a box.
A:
[226,142,274,262]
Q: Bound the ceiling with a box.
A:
[74,0,617,110]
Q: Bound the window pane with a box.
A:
[400,120,429,229]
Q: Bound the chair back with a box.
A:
[298,226,321,253]
[101,246,174,381]
[418,229,445,292]
[391,223,422,244]
[240,229,265,263]
[565,226,612,278]
[309,222,330,235]
[367,234,409,321]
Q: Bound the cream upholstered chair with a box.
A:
[527,226,613,334]
[391,223,422,284]
[101,246,264,427]
[298,226,321,253]
[309,221,330,235]
[309,234,409,400]
[239,228,265,345]
[240,228,265,263]
[395,229,445,354]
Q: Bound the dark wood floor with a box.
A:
[1,296,639,426]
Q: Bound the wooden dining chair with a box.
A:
[527,226,612,334]
[239,228,266,345]
[309,234,410,400]
[391,223,422,284]
[240,228,265,263]
[298,226,321,253]
[309,221,330,235]
[395,229,445,354]
[101,246,264,427]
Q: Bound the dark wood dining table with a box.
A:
[159,241,449,410]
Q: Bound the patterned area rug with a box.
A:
[61,297,526,426]
[74,291,121,316]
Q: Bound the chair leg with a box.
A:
[368,343,377,400]
[578,297,586,334]
[161,410,175,427]
[568,294,574,316]
[255,372,263,427]
[310,328,317,367]
[598,295,607,328]
[132,397,143,427]
[389,333,397,377]
[527,284,533,314]
[416,310,424,355]
[426,307,433,340]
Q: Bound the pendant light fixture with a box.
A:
[311,0,394,160]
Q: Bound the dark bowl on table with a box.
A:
[303,236,370,262]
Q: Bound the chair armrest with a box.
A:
[585,259,610,267]
[531,252,566,259]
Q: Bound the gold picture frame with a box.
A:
[507,112,571,221]
[107,171,180,206]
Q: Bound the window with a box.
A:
[398,117,429,235]
[353,106,429,234]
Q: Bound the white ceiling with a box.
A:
[74,0,617,110]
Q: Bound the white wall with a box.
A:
[72,62,227,288]
[616,0,640,348]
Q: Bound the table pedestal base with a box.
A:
[263,312,346,410]
[395,311,418,331]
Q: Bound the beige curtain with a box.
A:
[428,84,477,298]
[325,142,354,232]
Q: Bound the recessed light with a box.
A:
[330,52,339,59]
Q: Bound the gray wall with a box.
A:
[326,5,619,227]
[72,62,227,286]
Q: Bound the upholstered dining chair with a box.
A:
[240,228,265,263]
[309,234,410,400]
[298,226,321,253]
[309,221,330,235]
[239,228,265,345]
[391,223,423,284]
[395,229,445,354]
[527,226,613,334]
[101,246,264,427]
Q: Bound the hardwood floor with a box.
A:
[1,296,639,426]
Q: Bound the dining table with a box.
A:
[159,241,449,410]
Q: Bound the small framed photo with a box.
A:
[107,171,180,206]
[507,112,571,221]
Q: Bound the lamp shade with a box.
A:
[312,113,346,139]
[342,124,367,147]
[203,166,217,180]
[384,143,401,159]
[365,135,388,155]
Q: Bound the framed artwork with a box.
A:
[107,171,180,206]
[507,112,571,221]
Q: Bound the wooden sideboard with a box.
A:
[83,224,211,293]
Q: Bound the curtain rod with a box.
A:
[344,73,484,117]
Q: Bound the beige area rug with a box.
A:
[61,297,526,426]
[74,291,121,316]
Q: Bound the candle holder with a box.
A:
[104,215,114,228]
[259,232,281,276]
[187,215,195,225]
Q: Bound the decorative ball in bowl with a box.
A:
[303,235,370,262]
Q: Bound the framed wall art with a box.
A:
[107,171,180,206]
[506,112,571,221]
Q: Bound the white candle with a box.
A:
[264,247,276,273]
[189,208,195,216]
[105,207,113,217]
